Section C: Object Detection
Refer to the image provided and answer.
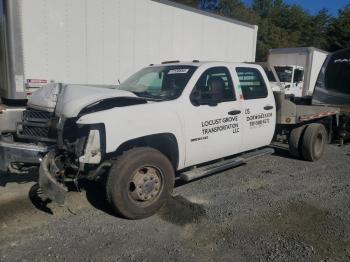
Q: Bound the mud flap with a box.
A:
[39,151,68,204]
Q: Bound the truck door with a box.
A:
[233,66,276,151]
[183,66,243,167]
[292,67,304,97]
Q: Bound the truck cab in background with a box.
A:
[273,65,304,97]
[268,47,329,98]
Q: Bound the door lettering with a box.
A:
[201,116,240,135]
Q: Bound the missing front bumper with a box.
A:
[0,139,49,172]
[39,151,68,204]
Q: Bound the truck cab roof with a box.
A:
[149,61,262,68]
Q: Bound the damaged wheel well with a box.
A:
[110,133,179,170]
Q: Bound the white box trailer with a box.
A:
[268,47,328,97]
[0,0,258,103]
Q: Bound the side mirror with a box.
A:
[190,91,202,106]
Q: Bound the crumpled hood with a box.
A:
[28,83,138,117]
[27,83,61,112]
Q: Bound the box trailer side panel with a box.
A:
[308,50,328,95]
[18,0,257,88]
[268,52,307,68]
[0,0,27,100]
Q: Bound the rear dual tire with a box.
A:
[289,123,327,161]
[289,125,307,158]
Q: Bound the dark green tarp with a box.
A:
[313,48,350,106]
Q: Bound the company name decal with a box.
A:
[247,113,273,128]
[201,116,240,135]
[245,108,273,128]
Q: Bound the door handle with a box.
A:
[228,110,241,116]
[264,105,274,110]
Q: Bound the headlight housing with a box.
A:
[78,129,102,164]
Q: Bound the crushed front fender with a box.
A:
[39,151,68,204]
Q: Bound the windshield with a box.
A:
[274,66,293,83]
[118,65,197,100]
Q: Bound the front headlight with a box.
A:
[78,129,102,164]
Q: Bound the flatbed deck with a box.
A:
[274,92,340,125]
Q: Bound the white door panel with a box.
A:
[183,66,243,167]
[184,102,243,166]
[241,99,275,150]
[234,66,276,151]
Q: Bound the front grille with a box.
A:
[23,109,52,123]
[17,108,57,142]
[22,124,50,138]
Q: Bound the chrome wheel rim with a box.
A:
[128,166,163,205]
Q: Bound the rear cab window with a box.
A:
[235,67,268,100]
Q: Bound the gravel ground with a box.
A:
[0,144,349,261]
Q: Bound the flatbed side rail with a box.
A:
[298,108,340,122]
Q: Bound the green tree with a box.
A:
[252,0,273,18]
[216,0,260,25]
[173,0,349,60]
[327,5,350,51]
[305,9,332,49]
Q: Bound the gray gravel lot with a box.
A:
[0,144,349,261]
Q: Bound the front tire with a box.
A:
[106,147,175,219]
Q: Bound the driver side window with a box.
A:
[293,69,304,83]
[191,67,235,106]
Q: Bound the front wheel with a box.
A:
[106,147,175,219]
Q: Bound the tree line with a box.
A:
[173,0,350,61]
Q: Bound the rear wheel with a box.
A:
[106,147,175,219]
[301,124,327,161]
[289,125,307,158]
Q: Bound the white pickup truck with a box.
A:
[34,61,339,219]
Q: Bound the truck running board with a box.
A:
[180,147,274,182]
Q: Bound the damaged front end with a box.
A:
[39,151,68,204]
[39,121,106,204]
[37,88,147,204]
